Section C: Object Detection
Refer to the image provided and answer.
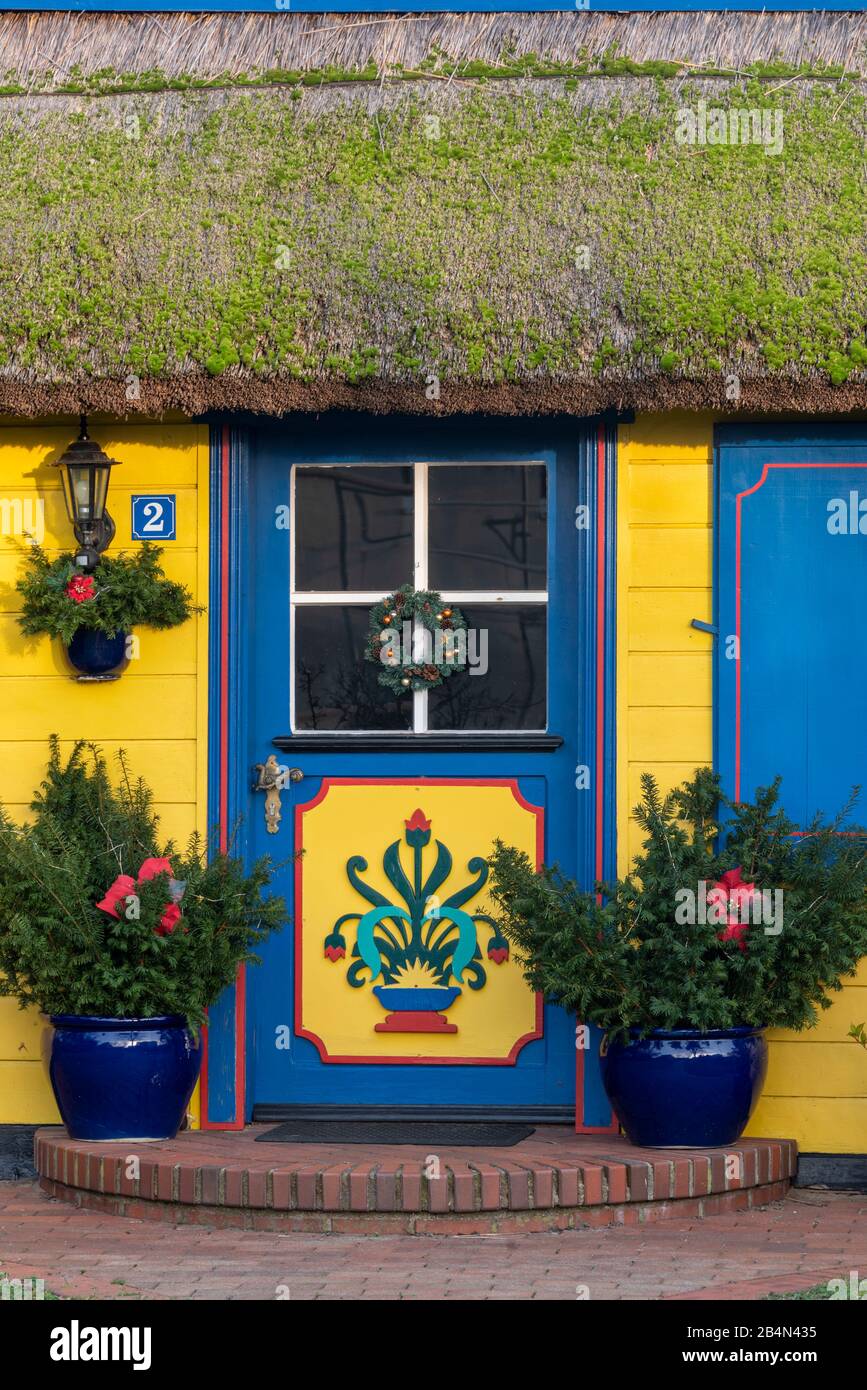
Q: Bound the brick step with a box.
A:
[35,1127,797,1236]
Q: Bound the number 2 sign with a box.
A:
[131,494,177,541]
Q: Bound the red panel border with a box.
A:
[293,777,544,1066]
[734,460,867,803]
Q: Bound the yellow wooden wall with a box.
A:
[617,412,866,1153]
[0,421,209,1123]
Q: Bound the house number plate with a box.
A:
[131,494,177,541]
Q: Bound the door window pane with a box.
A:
[295,466,413,591]
[295,607,412,730]
[427,605,546,730]
[428,465,546,590]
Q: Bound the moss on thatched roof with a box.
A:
[0,12,865,417]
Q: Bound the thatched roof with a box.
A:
[0,12,865,417]
[1,11,866,86]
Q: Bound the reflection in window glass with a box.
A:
[295,466,413,591]
[295,607,411,730]
[428,465,546,590]
[427,606,546,730]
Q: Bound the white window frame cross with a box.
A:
[289,460,548,733]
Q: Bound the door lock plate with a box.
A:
[252,756,303,834]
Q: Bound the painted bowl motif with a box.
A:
[372,986,461,1012]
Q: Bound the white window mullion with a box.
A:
[413,463,429,732]
[292,591,391,605]
[438,591,548,605]
[414,462,428,588]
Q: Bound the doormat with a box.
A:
[255,1121,535,1146]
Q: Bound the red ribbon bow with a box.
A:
[96,857,182,935]
[707,867,760,951]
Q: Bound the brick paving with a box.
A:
[1,1181,864,1301]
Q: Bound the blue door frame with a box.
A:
[202,414,618,1130]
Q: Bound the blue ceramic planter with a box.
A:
[45,1015,202,1141]
[600,1027,768,1148]
[65,628,129,677]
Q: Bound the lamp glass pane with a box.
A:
[91,465,111,520]
[68,464,96,522]
[57,467,75,524]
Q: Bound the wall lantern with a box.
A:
[52,416,120,570]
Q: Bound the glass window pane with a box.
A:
[428,465,546,590]
[295,607,411,730]
[295,466,413,591]
[427,605,546,730]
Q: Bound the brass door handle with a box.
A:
[252,756,303,834]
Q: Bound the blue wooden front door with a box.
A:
[209,416,615,1123]
[717,424,867,821]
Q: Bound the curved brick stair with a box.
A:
[35,1127,797,1235]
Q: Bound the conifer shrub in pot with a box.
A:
[489,770,867,1147]
[0,739,286,1140]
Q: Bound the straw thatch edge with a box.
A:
[1,374,866,421]
[0,11,864,85]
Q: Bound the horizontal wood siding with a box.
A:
[0,423,209,1123]
[618,412,866,1155]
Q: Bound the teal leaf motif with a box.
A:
[422,905,477,983]
[356,905,411,983]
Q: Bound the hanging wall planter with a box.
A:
[65,628,130,680]
[15,542,201,681]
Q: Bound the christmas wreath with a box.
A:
[366,585,468,694]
